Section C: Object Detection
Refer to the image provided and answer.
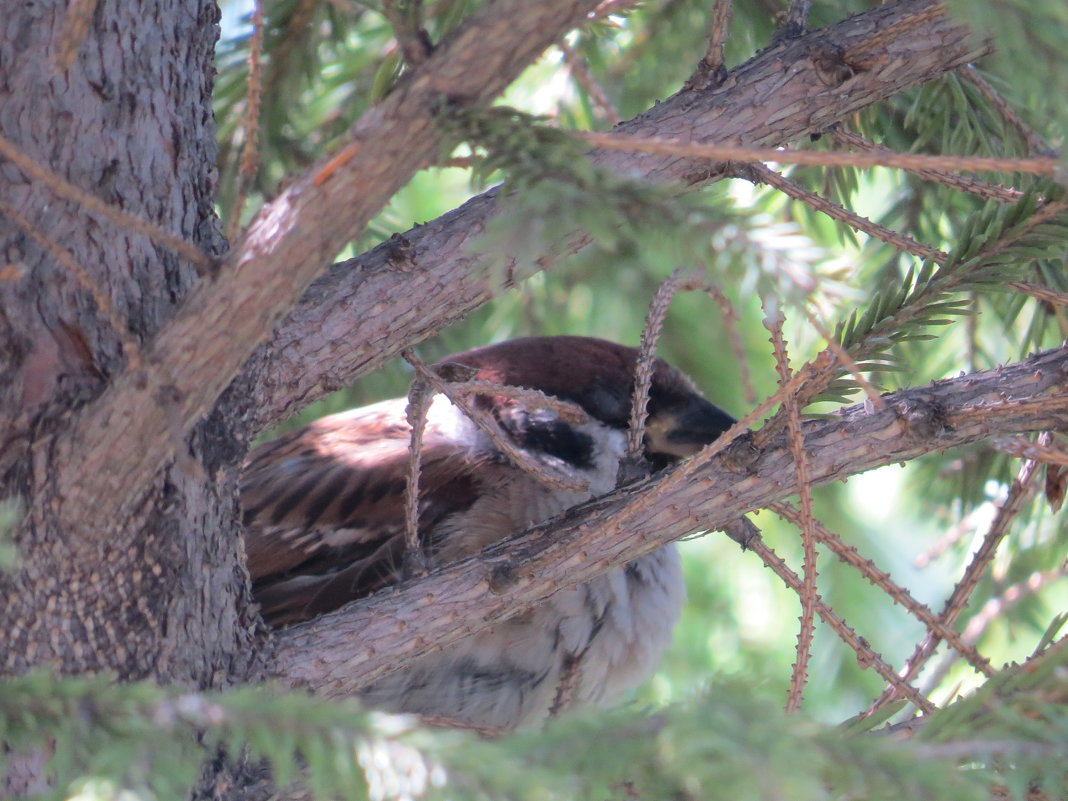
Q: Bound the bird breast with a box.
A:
[357,401,685,730]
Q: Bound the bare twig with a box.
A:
[559,40,620,124]
[743,163,948,264]
[764,309,818,712]
[401,356,436,557]
[1008,282,1068,308]
[448,381,588,424]
[741,534,936,714]
[627,270,686,462]
[922,565,1067,694]
[707,286,756,404]
[993,435,1068,467]
[0,133,212,273]
[0,199,141,371]
[869,441,1046,713]
[828,127,1024,205]
[226,0,266,244]
[403,351,591,493]
[576,131,1060,177]
[959,65,1050,156]
[770,501,995,677]
[700,0,732,79]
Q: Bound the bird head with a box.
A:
[442,336,735,471]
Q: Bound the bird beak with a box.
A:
[644,397,735,459]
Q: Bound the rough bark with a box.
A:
[0,0,250,687]
[216,0,987,440]
[269,345,1068,693]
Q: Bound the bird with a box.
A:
[241,335,736,730]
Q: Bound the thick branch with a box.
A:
[52,0,601,533]
[226,0,986,437]
[269,345,1068,695]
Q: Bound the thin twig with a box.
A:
[806,309,885,411]
[700,0,732,79]
[993,435,1068,467]
[740,533,936,714]
[403,352,591,493]
[0,133,212,273]
[559,40,620,125]
[869,443,1046,713]
[401,356,437,557]
[744,164,948,264]
[448,381,589,424]
[1008,282,1068,308]
[0,199,141,371]
[575,131,1060,177]
[627,270,685,462]
[707,286,756,404]
[959,65,1051,156]
[829,127,1024,205]
[922,565,1067,695]
[770,501,995,677]
[765,308,818,713]
[226,0,265,244]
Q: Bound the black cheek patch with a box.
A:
[504,410,596,470]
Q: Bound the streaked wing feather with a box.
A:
[241,399,483,625]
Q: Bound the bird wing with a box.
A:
[240,398,485,626]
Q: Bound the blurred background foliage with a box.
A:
[24,0,1068,798]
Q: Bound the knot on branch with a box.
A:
[487,561,519,595]
[896,396,953,440]
[722,431,761,474]
[385,233,417,272]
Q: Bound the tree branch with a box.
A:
[268,345,1068,695]
[221,0,988,439]
[52,0,603,535]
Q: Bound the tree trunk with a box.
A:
[0,0,253,694]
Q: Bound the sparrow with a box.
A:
[241,336,735,730]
